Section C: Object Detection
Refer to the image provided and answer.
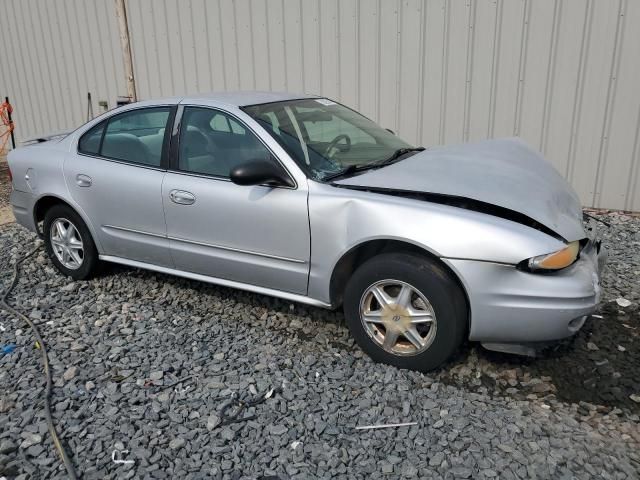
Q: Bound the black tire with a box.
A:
[343,252,467,372]
[43,204,100,280]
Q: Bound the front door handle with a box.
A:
[76,174,92,187]
[169,189,196,205]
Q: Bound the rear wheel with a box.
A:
[343,252,467,372]
[44,204,100,280]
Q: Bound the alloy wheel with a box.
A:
[359,279,437,356]
[50,218,84,270]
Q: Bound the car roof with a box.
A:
[179,90,319,108]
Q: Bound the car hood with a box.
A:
[335,137,584,241]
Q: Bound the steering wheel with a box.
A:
[324,134,352,158]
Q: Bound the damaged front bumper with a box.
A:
[444,239,606,350]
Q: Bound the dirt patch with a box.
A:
[525,304,640,411]
[0,158,14,224]
[440,302,640,415]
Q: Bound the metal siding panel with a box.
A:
[128,0,152,98]
[491,0,526,138]
[266,0,287,91]
[418,0,445,147]
[517,1,555,151]
[283,0,304,93]
[630,112,640,210]
[570,1,619,205]
[337,0,358,109]
[180,1,201,94]
[82,1,106,118]
[543,0,587,181]
[30,1,60,134]
[0,2,35,138]
[378,0,401,132]
[592,0,626,208]
[153,0,176,95]
[396,0,422,145]
[1,0,125,143]
[18,0,47,136]
[166,0,187,95]
[102,0,125,106]
[467,0,498,142]
[539,0,562,156]
[318,0,340,99]
[3,0,640,210]
[206,0,229,91]
[600,0,640,210]
[236,0,257,91]
[301,0,322,96]
[354,0,377,120]
[250,0,272,91]
[190,0,211,91]
[442,0,472,145]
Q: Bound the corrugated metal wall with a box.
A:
[1,1,639,210]
[0,0,126,141]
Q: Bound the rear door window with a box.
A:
[78,107,171,167]
[101,108,171,166]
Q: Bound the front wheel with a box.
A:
[343,253,467,372]
[43,204,100,280]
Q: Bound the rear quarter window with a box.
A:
[78,122,105,155]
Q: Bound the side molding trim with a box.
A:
[102,224,307,264]
[99,254,332,309]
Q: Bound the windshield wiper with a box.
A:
[375,147,425,167]
[322,147,426,182]
[322,164,376,182]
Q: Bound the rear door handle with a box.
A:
[169,189,196,205]
[76,174,92,187]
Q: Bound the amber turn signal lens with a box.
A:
[527,241,580,271]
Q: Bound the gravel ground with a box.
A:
[0,159,9,205]
[0,158,13,225]
[0,207,639,478]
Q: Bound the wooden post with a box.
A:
[114,0,137,102]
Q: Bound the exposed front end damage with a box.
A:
[444,238,605,347]
[306,181,571,307]
[335,137,586,241]
[333,185,566,242]
[308,137,606,354]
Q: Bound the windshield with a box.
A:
[242,98,414,181]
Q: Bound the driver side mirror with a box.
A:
[230,159,295,188]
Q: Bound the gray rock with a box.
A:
[169,438,185,450]
[269,424,288,436]
[19,433,42,449]
[0,439,17,454]
[381,463,394,474]
[63,366,78,381]
[429,452,444,466]
[206,414,220,431]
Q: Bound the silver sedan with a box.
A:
[8,91,605,371]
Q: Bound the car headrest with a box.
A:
[102,133,153,165]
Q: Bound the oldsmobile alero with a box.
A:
[8,91,606,371]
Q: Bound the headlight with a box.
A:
[520,240,581,272]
